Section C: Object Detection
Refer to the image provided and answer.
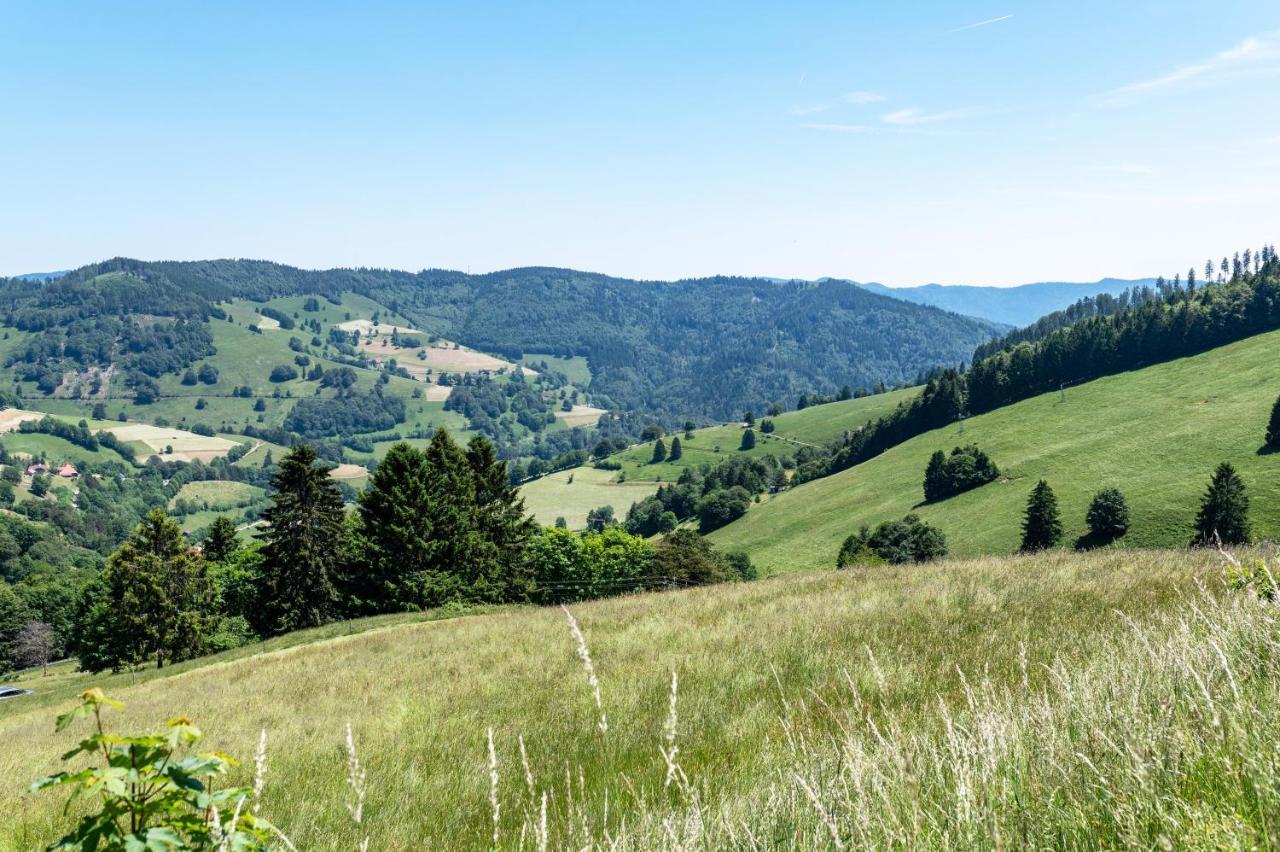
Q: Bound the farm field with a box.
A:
[520,465,663,527]
[105,423,239,463]
[554,403,607,427]
[0,407,45,432]
[0,432,123,467]
[0,547,1254,848]
[710,328,1280,573]
[168,480,265,512]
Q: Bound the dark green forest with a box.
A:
[0,258,1001,423]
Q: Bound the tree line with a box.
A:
[60,430,753,674]
[802,248,1280,485]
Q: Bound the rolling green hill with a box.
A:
[0,547,1237,848]
[709,328,1280,573]
[519,386,921,527]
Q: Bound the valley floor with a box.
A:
[3,547,1272,849]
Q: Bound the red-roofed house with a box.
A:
[25,462,48,476]
[57,463,79,479]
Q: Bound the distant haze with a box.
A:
[856,278,1155,327]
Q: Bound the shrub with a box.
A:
[838,515,947,567]
[269,364,298,383]
[31,689,279,848]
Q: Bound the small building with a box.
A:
[57,463,79,479]
[25,462,48,477]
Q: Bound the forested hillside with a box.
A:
[1,258,1000,422]
[793,247,1280,484]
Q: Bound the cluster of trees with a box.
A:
[16,417,133,463]
[625,454,782,536]
[1019,464,1247,553]
[806,250,1280,485]
[444,372,562,442]
[63,429,755,673]
[837,515,947,567]
[282,389,406,439]
[923,445,999,502]
[525,527,752,602]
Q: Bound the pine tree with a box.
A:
[1193,462,1250,546]
[418,428,481,605]
[1020,480,1062,552]
[651,438,667,463]
[1266,394,1280,449]
[355,441,435,612]
[739,428,756,451]
[202,516,240,564]
[258,444,344,634]
[466,435,536,601]
[91,510,215,670]
[923,450,947,502]
[1086,488,1130,540]
[669,436,683,461]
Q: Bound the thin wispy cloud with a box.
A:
[949,14,1012,33]
[882,107,981,126]
[1095,31,1280,106]
[842,90,887,104]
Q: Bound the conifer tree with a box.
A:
[1193,462,1250,546]
[1266,394,1280,449]
[201,515,240,564]
[89,510,215,670]
[355,441,435,612]
[739,428,756,451]
[651,438,667,463]
[669,436,683,461]
[923,450,947,502]
[417,428,481,604]
[1086,488,1130,540]
[258,444,344,634]
[1020,480,1062,552]
[466,435,536,601]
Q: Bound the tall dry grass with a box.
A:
[2,548,1269,849]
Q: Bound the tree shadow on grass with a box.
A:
[1075,531,1125,551]
[1256,443,1280,456]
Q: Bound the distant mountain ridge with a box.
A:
[854,278,1156,327]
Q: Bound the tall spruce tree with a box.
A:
[923,450,947,502]
[466,435,536,601]
[669,436,683,461]
[355,441,435,612]
[1266,394,1280,449]
[418,428,481,605]
[87,510,215,670]
[1020,480,1062,552]
[1193,462,1250,546]
[201,515,240,564]
[258,444,344,634]
[651,438,667,463]
[740,428,756,451]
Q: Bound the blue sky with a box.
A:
[2,2,1278,284]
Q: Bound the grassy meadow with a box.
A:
[522,387,921,527]
[0,547,1260,849]
[711,328,1280,574]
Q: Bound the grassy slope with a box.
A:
[710,328,1280,574]
[0,548,1221,849]
[520,387,920,527]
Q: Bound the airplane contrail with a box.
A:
[950,14,1013,32]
